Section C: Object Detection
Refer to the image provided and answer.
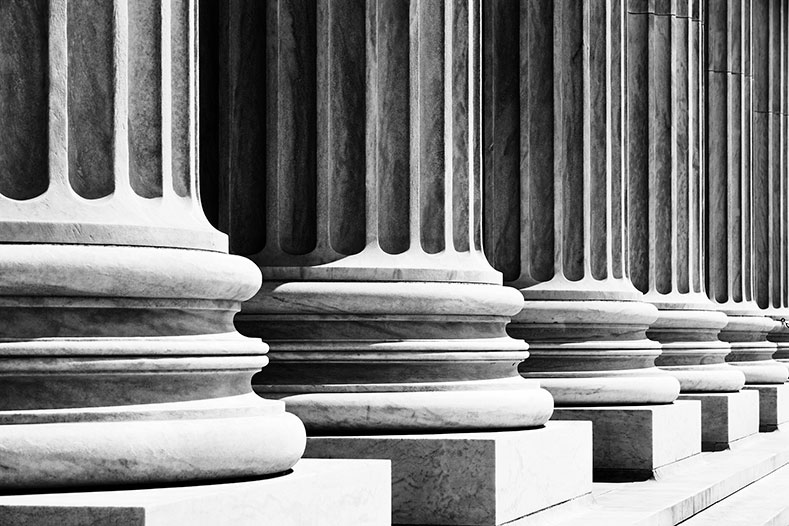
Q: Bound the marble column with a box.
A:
[705,0,789,423]
[626,2,757,448]
[484,0,701,478]
[755,0,789,371]
[748,0,789,429]
[200,1,592,523]
[0,1,389,522]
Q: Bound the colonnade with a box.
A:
[1,0,789,524]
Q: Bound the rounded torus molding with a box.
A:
[768,314,789,372]
[512,280,680,405]
[718,306,788,384]
[0,245,306,489]
[647,301,745,393]
[241,281,554,433]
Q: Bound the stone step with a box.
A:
[517,427,789,526]
[680,461,789,525]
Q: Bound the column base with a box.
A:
[552,400,701,480]
[304,422,592,526]
[678,391,760,450]
[0,459,390,526]
[743,383,789,431]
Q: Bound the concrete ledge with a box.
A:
[744,383,789,431]
[0,459,390,526]
[552,400,701,480]
[304,421,593,526]
[679,391,760,450]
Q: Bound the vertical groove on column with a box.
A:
[171,0,190,197]
[412,0,446,254]
[610,0,627,281]
[753,0,769,308]
[588,3,611,281]
[691,0,704,294]
[628,7,649,293]
[555,0,584,282]
[319,0,366,256]
[67,0,115,199]
[522,0,555,284]
[673,6,691,294]
[451,0,470,253]
[471,0,482,252]
[482,0,520,282]
[0,0,49,200]
[268,0,317,255]
[128,0,163,198]
[212,1,267,255]
[369,0,410,254]
[781,0,788,309]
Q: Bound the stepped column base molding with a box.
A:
[0,0,394,519]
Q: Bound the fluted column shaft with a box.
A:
[706,0,788,383]
[484,0,680,405]
[0,0,304,490]
[753,0,789,367]
[626,0,744,393]
[201,0,553,433]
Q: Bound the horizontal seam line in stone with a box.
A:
[627,10,696,19]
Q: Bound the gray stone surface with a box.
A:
[552,401,701,479]
[304,422,592,526]
[538,426,789,525]
[745,383,789,431]
[0,459,391,526]
[679,391,760,450]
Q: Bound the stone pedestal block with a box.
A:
[304,422,592,526]
[0,459,390,526]
[552,401,701,480]
[744,383,789,431]
[679,391,760,450]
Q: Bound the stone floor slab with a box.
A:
[304,421,592,526]
[533,427,789,526]
[552,400,701,480]
[679,390,760,450]
[680,458,789,525]
[744,383,789,431]
[0,459,390,526]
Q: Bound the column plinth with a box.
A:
[0,0,304,490]
[626,0,746,394]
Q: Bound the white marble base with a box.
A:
[744,383,789,431]
[0,459,390,526]
[304,421,592,526]
[552,400,701,480]
[679,391,760,450]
